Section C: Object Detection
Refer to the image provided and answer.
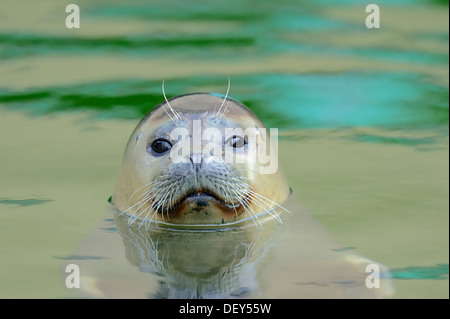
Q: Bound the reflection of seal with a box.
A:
[112,92,290,227]
[63,199,394,299]
[114,208,282,298]
[63,86,395,299]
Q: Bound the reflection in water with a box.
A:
[115,212,280,298]
[64,197,395,299]
[0,197,53,206]
[0,0,447,299]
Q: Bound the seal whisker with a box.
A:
[231,181,284,224]
[130,186,160,207]
[219,100,231,119]
[124,182,164,217]
[248,191,292,215]
[127,181,158,205]
[166,185,180,217]
[234,179,291,216]
[237,196,259,228]
[241,197,264,229]
[150,191,165,213]
[126,191,159,224]
[249,196,283,224]
[140,189,168,226]
[239,189,282,224]
[146,207,160,229]
[228,187,263,229]
[128,201,151,226]
[131,179,184,224]
[232,175,266,193]
[219,180,244,202]
[153,190,172,221]
[136,197,161,229]
[155,187,172,220]
[162,80,182,122]
[245,231,261,257]
[123,190,151,216]
[216,76,231,117]
[141,201,160,230]
[237,186,282,222]
[212,181,241,219]
[133,181,168,201]
[120,193,152,217]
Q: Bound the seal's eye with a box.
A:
[149,139,172,155]
[227,135,247,149]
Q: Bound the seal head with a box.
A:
[112,93,289,227]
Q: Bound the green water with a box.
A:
[0,0,448,298]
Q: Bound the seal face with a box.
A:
[112,93,290,227]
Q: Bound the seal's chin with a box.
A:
[162,190,246,224]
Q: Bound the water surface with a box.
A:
[0,0,448,298]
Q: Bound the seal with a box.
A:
[63,84,394,299]
[111,89,290,227]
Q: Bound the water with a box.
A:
[0,0,448,298]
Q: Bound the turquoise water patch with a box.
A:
[0,198,53,207]
[53,255,108,260]
[391,264,449,280]
[0,33,254,60]
[243,73,448,129]
[87,2,268,21]
[313,0,440,5]
[0,79,161,119]
[1,0,445,65]
[352,134,435,145]
[331,246,356,252]
[0,73,447,132]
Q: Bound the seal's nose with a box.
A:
[189,154,203,181]
[189,154,202,186]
